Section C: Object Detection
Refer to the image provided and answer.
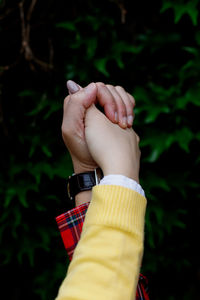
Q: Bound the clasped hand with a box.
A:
[61,81,140,183]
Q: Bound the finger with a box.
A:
[127,92,136,108]
[106,84,128,129]
[115,86,134,127]
[62,94,83,139]
[67,80,82,94]
[64,83,97,126]
[67,81,97,108]
[126,93,136,126]
[62,83,97,139]
[70,82,97,108]
[96,82,117,124]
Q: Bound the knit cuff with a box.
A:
[83,185,147,238]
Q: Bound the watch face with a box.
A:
[67,169,103,201]
[77,173,96,189]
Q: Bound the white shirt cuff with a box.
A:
[99,174,145,197]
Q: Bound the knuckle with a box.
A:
[61,120,71,137]
[96,82,105,87]
[106,84,114,89]
[116,85,125,91]
[127,93,136,106]
[64,95,70,107]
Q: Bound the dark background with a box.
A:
[0,0,199,299]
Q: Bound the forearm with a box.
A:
[75,190,91,206]
[72,159,94,206]
[56,185,146,300]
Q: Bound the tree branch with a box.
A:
[0,0,53,73]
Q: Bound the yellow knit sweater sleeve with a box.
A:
[56,185,147,300]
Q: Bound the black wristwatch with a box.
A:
[67,168,103,201]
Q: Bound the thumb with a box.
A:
[69,82,97,109]
[67,80,82,94]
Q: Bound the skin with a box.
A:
[61,82,139,206]
[85,104,140,182]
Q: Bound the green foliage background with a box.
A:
[0,0,199,299]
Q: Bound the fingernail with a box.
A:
[67,80,80,94]
[128,115,133,126]
[115,112,118,122]
[84,82,96,94]
[122,116,127,126]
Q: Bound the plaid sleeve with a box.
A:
[56,202,90,261]
[55,202,150,300]
[136,274,150,300]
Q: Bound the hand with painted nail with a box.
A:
[62,80,135,174]
[62,82,98,174]
[67,81,135,129]
[95,82,135,128]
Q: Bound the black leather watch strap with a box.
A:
[67,168,103,201]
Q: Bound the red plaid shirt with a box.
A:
[56,202,150,300]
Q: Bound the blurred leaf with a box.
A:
[94,58,109,77]
[140,130,173,162]
[182,46,198,56]
[161,0,199,25]
[145,172,170,191]
[17,238,35,266]
[86,37,97,59]
[18,90,35,97]
[29,162,55,184]
[56,22,76,31]
[176,86,200,109]
[41,145,52,157]
[173,127,194,152]
[4,183,38,208]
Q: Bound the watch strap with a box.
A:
[67,168,103,201]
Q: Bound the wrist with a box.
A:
[103,166,139,183]
[67,167,103,206]
[75,190,92,207]
[72,158,98,174]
